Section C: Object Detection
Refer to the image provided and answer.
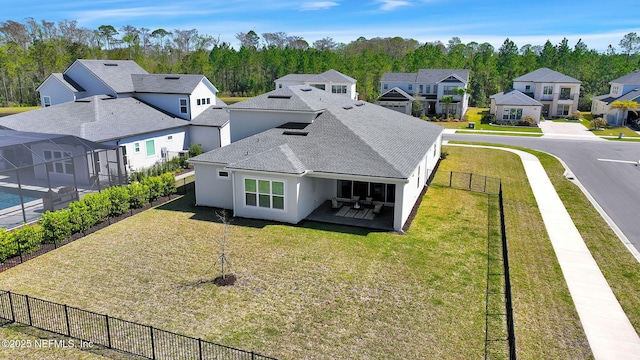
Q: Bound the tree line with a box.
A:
[1,18,639,110]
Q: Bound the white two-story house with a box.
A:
[378,69,470,117]
[275,70,358,100]
[591,70,640,126]
[2,59,230,170]
[512,68,581,119]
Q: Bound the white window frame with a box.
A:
[43,96,51,107]
[43,150,73,175]
[145,139,155,157]
[134,142,140,153]
[179,98,188,114]
[331,85,347,94]
[217,170,230,180]
[556,104,570,116]
[244,178,285,210]
[502,108,523,121]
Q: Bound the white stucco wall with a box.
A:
[394,153,429,231]
[193,163,234,209]
[296,176,334,222]
[65,63,116,97]
[189,126,222,153]
[105,128,187,171]
[190,82,219,119]
[229,109,317,142]
[30,142,91,185]
[135,93,192,120]
[494,105,542,124]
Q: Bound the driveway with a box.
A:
[443,133,640,254]
[539,120,603,140]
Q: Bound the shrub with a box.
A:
[103,186,131,216]
[567,112,580,121]
[13,224,42,256]
[590,117,607,129]
[39,210,72,243]
[160,173,177,196]
[128,182,150,209]
[83,193,111,225]
[521,115,537,126]
[0,229,16,262]
[141,176,163,202]
[483,114,496,123]
[189,143,203,158]
[69,200,92,233]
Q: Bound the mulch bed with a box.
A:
[213,274,236,286]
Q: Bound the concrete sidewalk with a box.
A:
[448,143,640,360]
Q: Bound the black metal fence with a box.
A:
[0,290,277,360]
[431,170,502,195]
[432,171,515,359]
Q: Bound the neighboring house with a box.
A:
[6,59,230,170]
[375,87,414,115]
[512,68,581,119]
[189,86,444,232]
[489,90,543,124]
[380,69,470,117]
[275,69,358,100]
[591,70,640,126]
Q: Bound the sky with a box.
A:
[4,0,640,52]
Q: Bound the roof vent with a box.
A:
[343,105,353,110]
[301,87,313,92]
[164,76,180,80]
[283,131,308,136]
[104,63,118,66]
[268,95,292,99]
[355,102,365,107]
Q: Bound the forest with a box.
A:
[1,18,640,111]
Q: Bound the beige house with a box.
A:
[512,68,581,119]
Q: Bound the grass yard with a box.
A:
[0,146,609,359]
[0,106,39,117]
[0,184,491,359]
[218,96,251,105]
[437,108,543,134]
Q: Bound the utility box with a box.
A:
[468,122,475,129]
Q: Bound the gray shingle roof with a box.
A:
[132,74,212,94]
[73,59,148,94]
[617,88,640,102]
[0,95,187,143]
[513,68,581,83]
[51,73,86,92]
[491,90,543,106]
[381,69,470,84]
[192,86,443,179]
[611,70,640,85]
[378,87,414,101]
[190,104,230,127]
[276,69,356,84]
[229,86,357,112]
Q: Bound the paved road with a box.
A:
[443,133,640,252]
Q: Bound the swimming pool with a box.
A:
[0,188,43,210]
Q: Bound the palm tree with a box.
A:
[610,100,640,126]
[440,95,453,118]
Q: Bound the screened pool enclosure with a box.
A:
[0,130,127,228]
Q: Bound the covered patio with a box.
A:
[305,199,395,231]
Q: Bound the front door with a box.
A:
[542,104,550,118]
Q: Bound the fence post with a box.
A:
[105,314,111,349]
[449,171,453,187]
[251,351,255,360]
[25,295,32,326]
[469,173,473,191]
[149,325,156,360]
[64,304,71,337]
[8,291,15,323]
[16,236,23,264]
[198,338,203,360]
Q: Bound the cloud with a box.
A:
[376,0,410,11]
[300,2,339,11]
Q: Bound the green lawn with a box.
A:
[0,106,39,117]
[436,108,543,133]
[218,96,251,105]
[0,146,607,359]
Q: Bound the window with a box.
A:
[525,85,531,92]
[206,98,211,104]
[134,142,140,153]
[245,178,284,210]
[44,150,73,175]
[425,85,430,93]
[502,108,523,121]
[419,85,423,93]
[167,135,173,141]
[43,96,51,107]
[543,86,553,95]
[179,98,188,114]
[279,84,282,88]
[559,87,571,100]
[408,84,413,91]
[443,86,457,95]
[197,99,201,105]
[417,166,421,189]
[332,85,347,94]
[218,170,229,178]
[146,140,155,157]
[383,84,388,90]
[336,180,396,203]
[557,104,570,116]
[612,85,619,95]
[311,84,326,90]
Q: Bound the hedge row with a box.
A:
[0,173,176,262]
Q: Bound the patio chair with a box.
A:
[331,198,343,209]
[352,196,360,203]
[363,197,373,206]
[373,203,383,214]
